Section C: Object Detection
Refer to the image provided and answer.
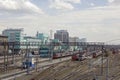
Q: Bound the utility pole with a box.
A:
[26,41,30,74]
[13,42,17,80]
[50,30,53,61]
[6,42,9,72]
[3,41,6,72]
[106,57,109,80]
[35,55,38,72]
[21,47,24,70]
[12,42,15,64]
[60,32,64,61]
[36,42,40,72]
[6,42,9,70]
[101,45,104,75]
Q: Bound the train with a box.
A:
[111,48,120,54]
[22,53,35,69]
[92,51,102,58]
[39,47,50,58]
[72,50,103,61]
[39,47,79,59]
[52,51,73,59]
[72,50,86,61]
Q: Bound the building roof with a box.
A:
[24,36,37,39]
[0,35,8,38]
[3,28,23,32]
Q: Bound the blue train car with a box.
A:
[39,47,50,58]
[22,53,35,69]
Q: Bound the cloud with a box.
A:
[65,0,81,4]
[108,0,115,3]
[0,0,44,14]
[90,3,95,6]
[49,0,80,10]
[2,2,120,41]
[108,0,120,5]
[0,0,120,42]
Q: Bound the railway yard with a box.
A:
[0,48,119,80]
[28,52,120,80]
[0,50,119,80]
[0,4,120,79]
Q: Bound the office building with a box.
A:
[2,28,24,42]
[54,30,69,44]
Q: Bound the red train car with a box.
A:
[72,50,86,61]
[72,53,79,61]
[92,53,97,58]
[53,53,62,59]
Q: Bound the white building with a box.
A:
[69,37,79,51]
[2,28,24,42]
[2,28,42,53]
[22,36,41,49]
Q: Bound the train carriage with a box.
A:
[22,53,35,69]
[39,47,50,58]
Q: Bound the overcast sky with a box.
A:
[0,0,120,43]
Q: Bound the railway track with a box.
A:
[36,51,120,80]
[32,53,104,80]
[61,61,88,80]
[34,62,71,80]
[0,55,20,59]
[0,59,49,75]
[107,54,120,80]
[63,56,104,80]
[2,51,120,80]
[0,57,71,80]
[0,57,50,74]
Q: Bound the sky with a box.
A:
[0,0,120,43]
